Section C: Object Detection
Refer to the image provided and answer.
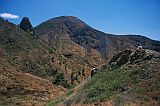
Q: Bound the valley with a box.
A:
[0,16,160,106]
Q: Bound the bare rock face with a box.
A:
[20,17,34,33]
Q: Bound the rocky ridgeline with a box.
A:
[109,48,158,67]
[91,48,159,77]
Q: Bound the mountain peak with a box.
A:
[54,16,78,19]
[46,16,89,28]
[20,17,34,33]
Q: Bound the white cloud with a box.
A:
[0,13,19,19]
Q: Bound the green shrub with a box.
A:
[45,68,70,88]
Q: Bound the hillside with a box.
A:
[34,16,160,106]
[35,16,108,58]
[35,16,160,86]
[58,48,160,106]
[35,16,106,84]
[107,34,160,52]
[0,16,160,106]
[0,18,67,105]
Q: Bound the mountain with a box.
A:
[35,16,160,60]
[35,16,108,59]
[34,16,160,106]
[35,16,106,84]
[0,17,106,105]
[0,16,160,106]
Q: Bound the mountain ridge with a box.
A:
[35,16,160,59]
[0,16,160,105]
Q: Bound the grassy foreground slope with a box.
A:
[60,49,160,106]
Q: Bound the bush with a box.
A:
[46,68,70,88]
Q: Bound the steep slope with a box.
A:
[35,16,108,58]
[0,18,67,105]
[35,16,106,84]
[35,16,160,60]
[35,16,107,58]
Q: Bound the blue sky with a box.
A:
[0,0,160,40]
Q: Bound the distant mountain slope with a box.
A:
[107,34,160,52]
[35,16,106,83]
[35,16,108,59]
[35,16,160,61]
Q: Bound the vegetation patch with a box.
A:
[68,61,158,105]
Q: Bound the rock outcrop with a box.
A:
[20,17,34,33]
[109,48,157,67]
[109,49,132,67]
